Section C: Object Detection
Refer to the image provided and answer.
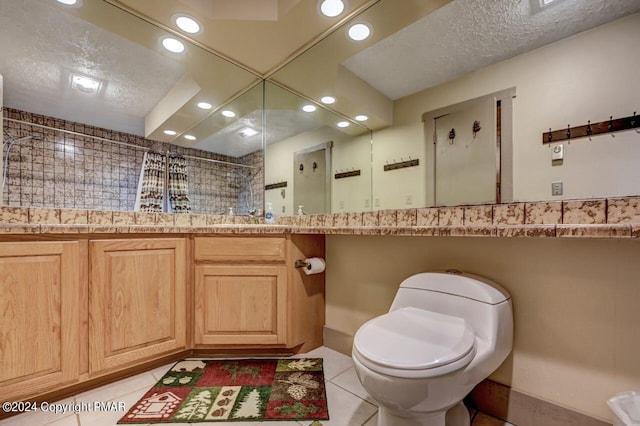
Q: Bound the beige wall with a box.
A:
[325,235,640,422]
[373,12,640,206]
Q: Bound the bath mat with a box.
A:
[118,358,329,423]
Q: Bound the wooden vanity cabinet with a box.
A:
[0,233,322,406]
[0,241,83,401]
[194,264,288,345]
[193,235,324,352]
[88,238,187,374]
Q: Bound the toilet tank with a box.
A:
[390,271,511,341]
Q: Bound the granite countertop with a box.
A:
[0,197,639,239]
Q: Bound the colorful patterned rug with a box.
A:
[118,358,329,423]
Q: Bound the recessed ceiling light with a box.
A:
[319,0,344,17]
[355,115,368,121]
[163,130,177,136]
[238,127,259,137]
[197,102,212,109]
[184,134,196,141]
[221,110,236,118]
[175,15,201,34]
[162,37,185,53]
[56,0,78,4]
[70,74,101,94]
[302,104,317,112]
[337,121,350,128]
[320,96,336,104]
[348,23,371,41]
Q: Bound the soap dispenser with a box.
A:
[297,205,304,216]
[265,202,276,224]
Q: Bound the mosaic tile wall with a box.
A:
[2,108,264,214]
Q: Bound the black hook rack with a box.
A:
[334,169,361,179]
[383,158,419,171]
[265,181,287,190]
[542,112,640,144]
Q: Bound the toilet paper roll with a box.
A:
[303,257,325,275]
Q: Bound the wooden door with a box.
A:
[89,238,186,373]
[195,265,287,345]
[0,241,81,401]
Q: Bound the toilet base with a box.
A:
[377,402,470,426]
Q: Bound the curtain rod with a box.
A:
[3,117,149,151]
[2,117,260,170]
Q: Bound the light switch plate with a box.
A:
[552,181,563,196]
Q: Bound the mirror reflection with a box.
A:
[264,82,371,216]
[271,0,640,212]
[0,0,263,215]
[2,0,639,217]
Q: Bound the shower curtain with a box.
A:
[134,152,191,213]
[168,154,191,214]
[135,151,165,212]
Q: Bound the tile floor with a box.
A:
[0,347,513,426]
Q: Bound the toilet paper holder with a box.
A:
[294,257,326,275]
[294,259,309,269]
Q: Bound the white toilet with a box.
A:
[352,270,513,426]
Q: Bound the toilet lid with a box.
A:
[354,307,475,372]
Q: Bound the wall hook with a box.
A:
[586,120,592,136]
[472,120,481,137]
[566,125,571,140]
[448,128,456,144]
[609,116,616,137]
[547,128,553,143]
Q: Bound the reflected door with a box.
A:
[434,97,498,206]
[293,144,331,214]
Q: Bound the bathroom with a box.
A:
[1,0,640,425]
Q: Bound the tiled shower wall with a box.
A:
[2,108,263,215]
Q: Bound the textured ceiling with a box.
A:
[343,0,640,100]
[0,0,185,135]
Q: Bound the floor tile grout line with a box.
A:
[361,410,377,425]
[324,363,354,382]
[328,376,377,408]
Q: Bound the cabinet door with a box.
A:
[0,241,81,401]
[195,265,287,345]
[89,239,186,373]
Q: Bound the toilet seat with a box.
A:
[353,307,476,379]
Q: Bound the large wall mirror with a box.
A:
[2,0,639,216]
[263,82,371,216]
[0,0,263,214]
[270,0,640,213]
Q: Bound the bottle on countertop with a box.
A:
[265,202,276,224]
[297,205,304,216]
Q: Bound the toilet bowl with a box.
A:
[352,271,513,426]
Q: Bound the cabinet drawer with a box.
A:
[194,237,286,262]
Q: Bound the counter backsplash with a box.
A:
[0,196,639,239]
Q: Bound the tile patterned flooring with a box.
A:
[0,347,513,426]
